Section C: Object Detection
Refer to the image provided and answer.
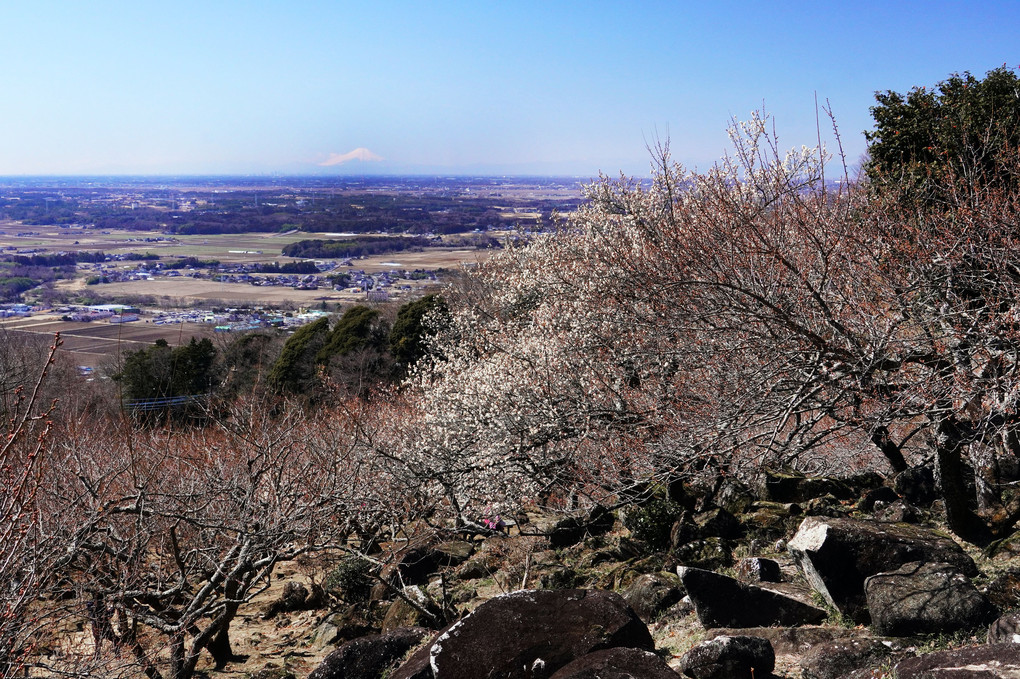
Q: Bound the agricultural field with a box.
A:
[0,177,571,367]
[0,314,217,369]
[0,221,488,269]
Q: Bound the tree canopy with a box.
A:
[115,337,217,419]
[317,305,385,362]
[267,316,331,394]
[865,66,1020,201]
[389,294,450,375]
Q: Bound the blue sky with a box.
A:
[0,1,1017,176]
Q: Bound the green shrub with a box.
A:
[623,499,684,551]
[323,555,373,603]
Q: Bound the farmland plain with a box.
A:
[0,175,583,365]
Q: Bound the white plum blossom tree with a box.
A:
[404,111,1020,545]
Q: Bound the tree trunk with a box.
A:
[934,416,991,545]
[871,425,908,473]
[207,585,242,669]
[169,633,186,679]
[206,623,235,670]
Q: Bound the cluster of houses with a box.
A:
[151,307,331,332]
[80,257,439,295]
[49,304,330,333]
[213,272,325,289]
[0,303,33,317]
[61,304,141,322]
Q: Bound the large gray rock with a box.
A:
[548,647,681,678]
[865,561,996,636]
[621,573,684,623]
[858,485,901,513]
[787,516,977,623]
[894,466,937,506]
[679,636,774,679]
[895,644,1020,678]
[693,508,742,539]
[764,469,853,503]
[800,638,900,679]
[392,589,653,679]
[874,501,921,524]
[263,581,310,619]
[549,505,615,548]
[734,557,782,584]
[714,478,756,516]
[982,569,1020,610]
[431,540,475,567]
[678,566,826,628]
[704,627,860,655]
[988,612,1020,644]
[674,538,734,571]
[308,627,430,679]
[308,605,375,649]
[381,585,445,633]
[383,542,465,588]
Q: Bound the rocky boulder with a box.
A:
[392,589,653,679]
[431,540,475,567]
[987,532,1020,560]
[549,505,615,549]
[988,612,1020,644]
[799,638,901,679]
[734,557,782,584]
[263,581,313,619]
[787,516,978,623]
[548,647,681,678]
[674,538,734,571]
[679,636,774,679]
[670,516,702,550]
[858,485,901,513]
[895,644,1020,679]
[678,566,826,628]
[692,508,742,540]
[805,494,851,518]
[381,585,446,632]
[873,500,920,523]
[985,570,1020,611]
[308,627,430,679]
[307,605,375,648]
[713,478,756,516]
[894,466,937,506]
[383,546,447,587]
[865,561,996,636]
[739,502,802,543]
[703,627,862,655]
[764,469,854,503]
[621,573,684,623]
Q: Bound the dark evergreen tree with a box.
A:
[267,316,330,394]
[220,332,280,397]
[317,305,385,362]
[389,294,450,377]
[317,305,391,396]
[115,337,218,420]
[865,66,1020,203]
